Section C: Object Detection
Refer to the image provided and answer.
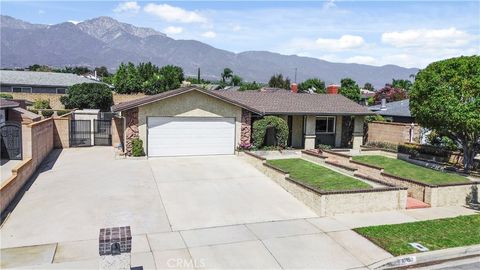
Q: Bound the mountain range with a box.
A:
[0,15,419,87]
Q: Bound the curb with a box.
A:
[368,244,480,269]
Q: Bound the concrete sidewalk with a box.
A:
[2,206,477,269]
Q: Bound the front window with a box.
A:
[12,87,32,93]
[316,116,335,134]
[56,88,67,94]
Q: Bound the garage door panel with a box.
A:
[148,117,235,157]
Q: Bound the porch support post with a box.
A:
[304,115,316,149]
[352,116,364,151]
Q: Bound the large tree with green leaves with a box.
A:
[410,56,480,172]
[60,83,113,111]
[113,62,142,94]
[298,78,326,93]
[339,78,361,102]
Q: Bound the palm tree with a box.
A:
[221,68,233,83]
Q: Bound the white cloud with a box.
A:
[316,35,365,50]
[68,20,81,25]
[144,4,207,23]
[286,35,366,53]
[201,31,217,38]
[346,56,376,65]
[113,1,140,13]
[323,0,336,10]
[38,10,45,15]
[163,26,183,35]
[382,27,473,48]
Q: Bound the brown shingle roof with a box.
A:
[216,91,373,115]
[111,87,373,116]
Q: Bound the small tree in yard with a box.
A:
[60,83,113,111]
[410,56,480,172]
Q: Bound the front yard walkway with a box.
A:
[0,147,478,269]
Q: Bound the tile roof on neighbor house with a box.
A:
[369,99,411,117]
[0,70,105,87]
[0,99,19,109]
[111,86,374,116]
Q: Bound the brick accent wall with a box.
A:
[112,116,124,149]
[367,121,421,145]
[124,108,139,156]
[240,109,251,145]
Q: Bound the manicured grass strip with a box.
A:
[352,155,469,185]
[354,215,480,256]
[266,158,371,191]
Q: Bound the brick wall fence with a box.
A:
[367,121,421,145]
[8,92,146,109]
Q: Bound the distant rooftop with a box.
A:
[0,70,104,87]
[369,99,411,117]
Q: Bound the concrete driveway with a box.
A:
[1,147,477,269]
[148,155,316,231]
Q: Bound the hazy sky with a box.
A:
[2,0,479,68]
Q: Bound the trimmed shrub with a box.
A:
[131,138,145,157]
[41,110,54,118]
[317,144,332,150]
[0,93,13,99]
[399,143,453,158]
[365,141,398,151]
[252,116,289,148]
[56,110,70,116]
[33,99,51,109]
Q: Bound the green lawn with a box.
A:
[352,155,469,185]
[355,215,480,256]
[266,158,371,191]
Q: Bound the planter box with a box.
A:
[241,151,408,216]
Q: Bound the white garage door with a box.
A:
[148,117,235,157]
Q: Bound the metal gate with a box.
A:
[94,119,112,146]
[0,122,22,160]
[70,120,91,147]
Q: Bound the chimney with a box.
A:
[326,84,339,94]
[380,98,387,110]
[290,83,298,93]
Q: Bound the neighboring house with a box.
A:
[111,86,372,157]
[0,70,104,94]
[369,99,414,123]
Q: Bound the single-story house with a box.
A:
[369,99,414,123]
[111,86,373,157]
[0,70,104,94]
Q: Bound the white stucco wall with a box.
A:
[137,90,243,151]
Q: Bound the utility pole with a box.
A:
[197,67,201,82]
[294,67,297,83]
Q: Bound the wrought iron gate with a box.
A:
[94,119,112,146]
[0,122,22,160]
[70,120,91,147]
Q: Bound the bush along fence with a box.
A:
[239,151,408,216]
[363,141,469,169]
[301,149,479,208]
